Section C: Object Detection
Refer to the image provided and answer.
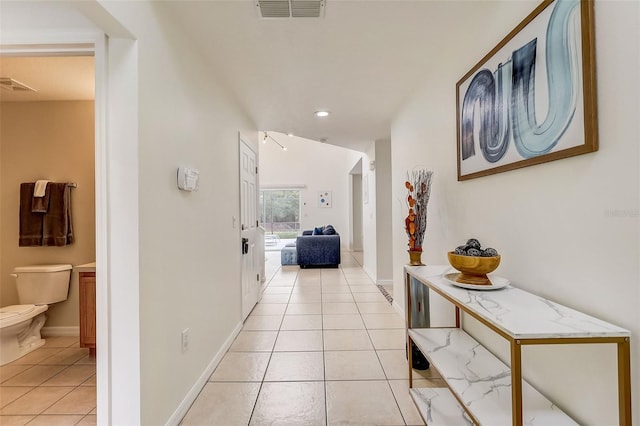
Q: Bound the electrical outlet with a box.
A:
[181,328,189,352]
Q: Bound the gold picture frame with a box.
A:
[456,0,598,181]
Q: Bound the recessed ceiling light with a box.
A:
[315,110,330,117]
[287,133,294,137]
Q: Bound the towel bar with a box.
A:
[28,182,77,188]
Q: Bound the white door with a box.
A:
[240,138,259,320]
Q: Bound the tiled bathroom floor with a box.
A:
[181,253,444,425]
[0,337,96,425]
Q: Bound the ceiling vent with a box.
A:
[0,78,37,92]
[257,0,325,18]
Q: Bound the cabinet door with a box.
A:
[79,272,96,348]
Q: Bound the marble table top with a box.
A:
[406,265,630,340]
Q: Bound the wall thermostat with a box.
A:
[177,167,199,192]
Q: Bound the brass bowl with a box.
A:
[447,252,501,285]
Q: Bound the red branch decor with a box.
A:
[404,169,433,252]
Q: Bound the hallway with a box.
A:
[180,252,442,425]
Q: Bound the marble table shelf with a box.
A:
[409,328,577,425]
[409,387,470,426]
[405,265,632,426]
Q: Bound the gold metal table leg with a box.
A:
[408,335,414,388]
[511,339,523,426]
[406,271,413,389]
[618,338,632,426]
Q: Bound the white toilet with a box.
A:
[0,264,72,366]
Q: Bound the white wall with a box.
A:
[259,134,361,247]
[362,139,393,284]
[362,143,377,278]
[391,1,639,424]
[88,2,259,424]
[374,139,393,284]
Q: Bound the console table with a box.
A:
[405,265,631,426]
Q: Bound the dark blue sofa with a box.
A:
[296,229,340,268]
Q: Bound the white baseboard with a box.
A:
[376,279,393,286]
[363,266,376,283]
[166,320,243,426]
[392,300,405,316]
[42,326,79,337]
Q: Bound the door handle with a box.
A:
[241,237,249,255]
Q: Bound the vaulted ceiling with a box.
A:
[157,1,498,151]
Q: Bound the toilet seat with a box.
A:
[0,304,47,328]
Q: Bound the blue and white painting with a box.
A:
[318,191,331,208]
[457,0,595,179]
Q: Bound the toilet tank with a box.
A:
[12,264,73,305]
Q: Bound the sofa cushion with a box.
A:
[313,226,324,235]
[323,225,336,235]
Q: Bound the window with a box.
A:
[260,189,301,238]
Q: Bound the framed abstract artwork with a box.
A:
[318,191,332,208]
[456,0,598,181]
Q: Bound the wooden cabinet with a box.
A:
[79,271,96,356]
[405,265,631,426]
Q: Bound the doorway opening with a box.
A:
[349,159,363,261]
[0,50,97,423]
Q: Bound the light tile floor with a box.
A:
[181,252,444,425]
[0,337,96,425]
[1,252,439,425]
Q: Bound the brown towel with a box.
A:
[43,183,74,246]
[32,184,51,213]
[19,183,44,246]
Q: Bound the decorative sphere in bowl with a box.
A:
[447,252,501,285]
